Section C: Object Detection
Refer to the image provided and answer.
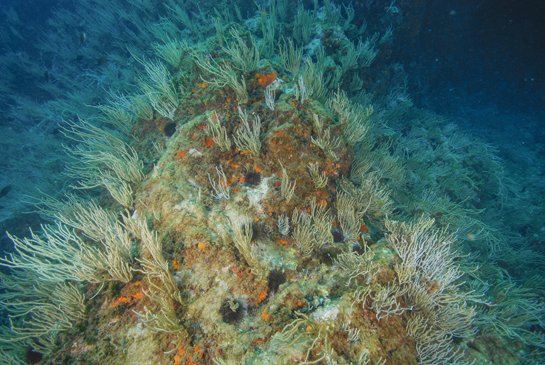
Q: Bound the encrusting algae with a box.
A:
[0,0,543,364]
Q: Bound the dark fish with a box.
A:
[0,185,12,199]
[44,70,50,81]
[76,54,84,62]
[97,56,107,66]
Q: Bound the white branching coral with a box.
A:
[310,112,341,161]
[335,250,379,286]
[133,290,185,336]
[136,218,183,304]
[1,223,132,283]
[335,191,363,243]
[153,36,190,68]
[61,117,144,208]
[35,195,135,282]
[221,27,260,75]
[274,311,336,364]
[338,176,393,223]
[327,90,373,146]
[385,216,477,364]
[0,281,86,351]
[134,55,179,119]
[193,52,249,104]
[299,57,327,102]
[307,162,328,188]
[37,194,118,242]
[205,112,232,152]
[265,81,279,111]
[385,216,464,289]
[228,215,268,280]
[208,165,230,199]
[291,199,333,257]
[234,106,262,159]
[279,161,296,202]
[279,37,302,79]
[369,281,411,320]
[277,214,290,236]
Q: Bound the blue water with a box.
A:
[0,0,544,363]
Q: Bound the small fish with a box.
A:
[80,32,86,44]
[97,56,107,65]
[44,70,50,81]
[0,185,12,199]
[257,10,268,15]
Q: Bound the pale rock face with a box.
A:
[246,176,273,214]
[312,304,340,324]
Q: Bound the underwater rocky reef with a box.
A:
[0,0,544,364]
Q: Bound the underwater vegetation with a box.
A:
[0,0,544,364]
